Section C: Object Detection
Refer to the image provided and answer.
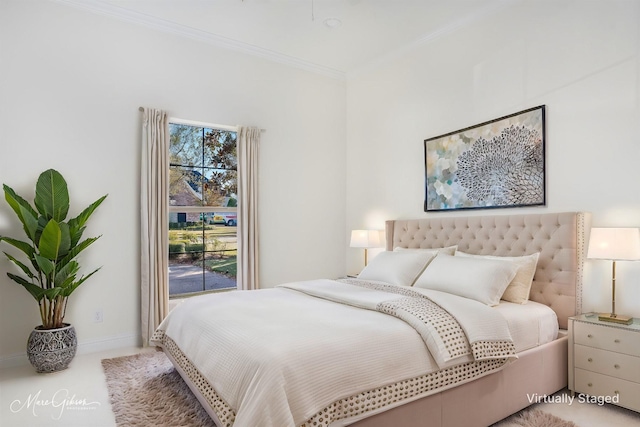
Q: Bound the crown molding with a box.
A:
[51,0,346,81]
[346,0,521,80]
[52,0,519,82]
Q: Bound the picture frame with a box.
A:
[424,105,545,212]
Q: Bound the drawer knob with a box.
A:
[614,364,620,369]
[588,358,593,362]
[614,339,620,343]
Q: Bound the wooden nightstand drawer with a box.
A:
[574,344,640,382]
[574,321,640,356]
[574,369,640,412]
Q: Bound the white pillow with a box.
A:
[455,251,540,304]
[357,251,436,286]
[394,245,457,256]
[413,254,518,306]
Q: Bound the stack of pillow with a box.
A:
[356,246,539,306]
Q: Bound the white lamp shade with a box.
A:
[350,230,382,248]
[587,228,640,260]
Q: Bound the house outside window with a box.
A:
[168,122,238,297]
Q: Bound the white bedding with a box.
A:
[493,300,559,352]
[152,278,523,427]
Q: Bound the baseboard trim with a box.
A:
[0,332,140,370]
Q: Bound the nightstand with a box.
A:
[568,313,640,412]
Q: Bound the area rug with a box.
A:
[101,351,216,427]
[493,408,578,427]
[103,351,577,427]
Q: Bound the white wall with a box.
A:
[3,0,638,366]
[0,0,346,363]
[346,0,640,316]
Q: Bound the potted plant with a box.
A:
[0,169,107,373]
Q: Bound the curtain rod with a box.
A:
[139,107,265,132]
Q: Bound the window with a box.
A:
[168,122,238,297]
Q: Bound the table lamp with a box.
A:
[350,229,382,267]
[587,227,640,325]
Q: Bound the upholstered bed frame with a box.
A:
[346,211,590,427]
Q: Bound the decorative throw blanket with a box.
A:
[152,279,517,427]
[281,279,517,369]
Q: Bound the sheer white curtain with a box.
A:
[140,107,169,346]
[237,126,261,290]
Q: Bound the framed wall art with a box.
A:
[424,105,545,212]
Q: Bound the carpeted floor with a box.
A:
[102,352,577,427]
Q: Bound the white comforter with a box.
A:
[152,279,516,427]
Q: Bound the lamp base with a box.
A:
[598,312,633,325]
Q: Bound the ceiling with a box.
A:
[62,0,514,79]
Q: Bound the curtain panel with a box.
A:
[237,126,261,291]
[140,107,169,346]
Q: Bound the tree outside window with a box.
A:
[168,123,238,296]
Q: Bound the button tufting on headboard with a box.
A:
[385,212,590,329]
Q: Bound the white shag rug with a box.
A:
[102,351,216,427]
[493,408,578,427]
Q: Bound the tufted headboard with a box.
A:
[385,212,590,329]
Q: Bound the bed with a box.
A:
[151,211,589,427]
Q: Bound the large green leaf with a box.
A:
[3,185,38,239]
[19,205,39,242]
[68,225,86,249]
[57,222,71,258]
[38,219,62,260]
[68,194,107,246]
[54,260,79,287]
[42,287,62,300]
[34,169,69,222]
[34,216,49,248]
[58,236,100,268]
[0,237,35,259]
[57,276,77,291]
[35,254,55,276]
[6,273,44,301]
[3,252,36,279]
[60,267,100,297]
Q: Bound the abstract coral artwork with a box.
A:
[424,105,545,212]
